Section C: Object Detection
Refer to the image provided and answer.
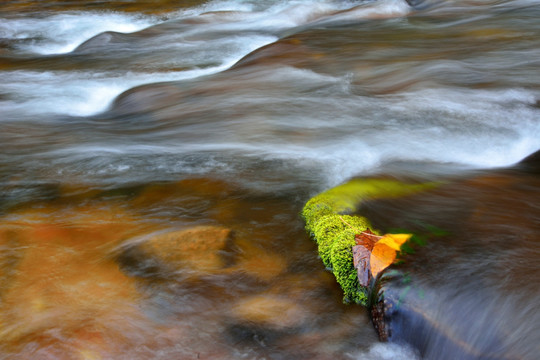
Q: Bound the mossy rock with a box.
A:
[312,214,370,268]
[302,178,437,305]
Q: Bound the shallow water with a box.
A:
[1,0,539,359]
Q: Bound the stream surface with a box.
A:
[1,0,539,359]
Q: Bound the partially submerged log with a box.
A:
[303,150,540,359]
[302,179,436,304]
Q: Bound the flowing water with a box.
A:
[0,0,539,359]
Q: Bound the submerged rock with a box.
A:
[361,154,540,359]
[73,31,131,53]
[230,294,308,330]
[230,239,287,282]
[0,204,155,358]
[517,148,540,173]
[137,225,234,273]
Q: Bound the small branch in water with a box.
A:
[355,229,381,251]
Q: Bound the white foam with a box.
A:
[384,88,540,167]
[166,0,355,35]
[309,0,411,26]
[349,342,420,360]
[206,0,411,31]
[1,69,202,117]
[234,67,540,177]
[228,71,540,185]
[201,0,355,14]
[1,0,538,185]
[206,67,540,183]
[0,0,411,119]
[1,34,276,117]
[0,13,161,54]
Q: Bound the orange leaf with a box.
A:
[370,234,411,279]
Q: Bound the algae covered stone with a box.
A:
[302,178,437,305]
[312,214,370,268]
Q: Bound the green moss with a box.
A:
[330,232,368,304]
[302,178,438,305]
[311,214,371,268]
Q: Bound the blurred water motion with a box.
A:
[0,0,539,359]
[361,158,540,359]
[0,179,383,359]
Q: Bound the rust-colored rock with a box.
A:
[139,225,233,273]
[229,238,287,281]
[0,209,152,358]
[231,294,307,329]
[0,202,162,358]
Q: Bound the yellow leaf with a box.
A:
[370,233,412,279]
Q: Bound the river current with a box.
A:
[1,0,539,359]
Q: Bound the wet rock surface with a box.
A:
[230,294,308,329]
[137,225,234,273]
[360,154,540,360]
[0,204,156,358]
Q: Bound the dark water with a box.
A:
[1,0,539,359]
[362,157,540,359]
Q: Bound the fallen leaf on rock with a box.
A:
[370,233,412,279]
[353,231,412,286]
